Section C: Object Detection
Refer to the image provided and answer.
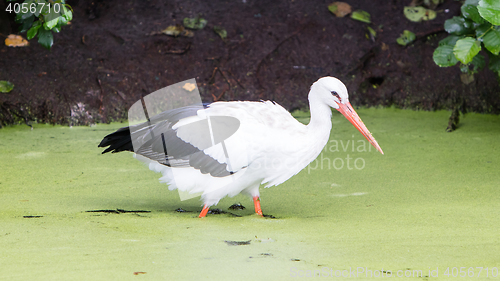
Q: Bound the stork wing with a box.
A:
[131,104,246,177]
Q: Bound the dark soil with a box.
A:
[1,0,499,127]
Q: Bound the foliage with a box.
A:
[213,26,227,39]
[328,2,351,18]
[396,30,416,46]
[433,0,500,79]
[367,26,376,40]
[403,6,436,22]
[351,10,371,23]
[162,24,193,37]
[6,0,72,49]
[183,16,207,30]
[0,81,15,93]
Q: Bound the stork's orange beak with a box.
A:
[336,102,384,155]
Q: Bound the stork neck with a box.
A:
[307,97,333,133]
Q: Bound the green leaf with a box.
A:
[460,63,470,73]
[461,4,485,23]
[52,24,61,33]
[33,4,42,17]
[482,27,500,55]
[367,26,376,37]
[61,5,73,21]
[444,16,474,35]
[40,3,50,16]
[162,25,184,36]
[425,9,437,21]
[27,20,42,40]
[37,28,53,49]
[213,26,227,39]
[18,15,34,33]
[183,17,207,30]
[328,3,338,14]
[20,0,35,20]
[438,35,462,46]
[471,53,485,72]
[44,16,60,30]
[471,54,485,71]
[453,37,481,64]
[475,22,493,40]
[464,0,480,5]
[65,10,73,22]
[488,52,500,72]
[396,30,416,46]
[58,15,68,26]
[15,13,23,23]
[404,6,436,22]
[0,81,14,93]
[351,10,371,23]
[404,6,425,22]
[478,0,500,25]
[433,45,459,66]
[43,4,60,30]
[21,10,34,20]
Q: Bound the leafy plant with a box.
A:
[6,0,73,49]
[397,30,416,46]
[433,0,500,79]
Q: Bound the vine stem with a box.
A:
[477,25,494,40]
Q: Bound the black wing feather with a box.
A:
[98,104,234,177]
[98,127,133,154]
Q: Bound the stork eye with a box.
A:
[331,91,341,101]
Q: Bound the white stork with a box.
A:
[98,77,383,218]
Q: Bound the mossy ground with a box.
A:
[0,108,498,280]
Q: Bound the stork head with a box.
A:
[310,76,349,110]
[311,76,384,155]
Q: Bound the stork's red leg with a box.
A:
[199,205,209,218]
[253,196,263,216]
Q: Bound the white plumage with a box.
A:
[99,77,383,217]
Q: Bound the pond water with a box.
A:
[0,108,498,280]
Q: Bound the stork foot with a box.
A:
[199,205,209,218]
[253,196,263,217]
